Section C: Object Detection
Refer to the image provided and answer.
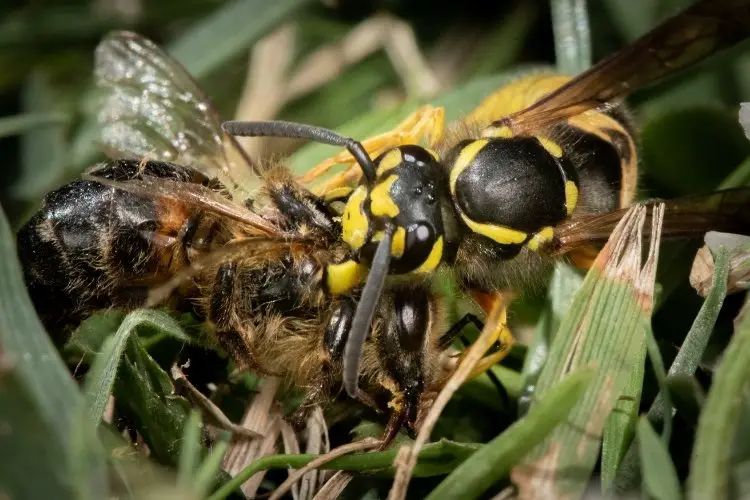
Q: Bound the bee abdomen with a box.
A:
[17,159,216,333]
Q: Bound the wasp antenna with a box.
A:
[342,225,394,399]
[222,120,377,184]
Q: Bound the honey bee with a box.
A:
[16,31,468,440]
[222,0,750,398]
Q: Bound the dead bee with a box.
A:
[16,31,472,439]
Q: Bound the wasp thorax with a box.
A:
[341,145,452,275]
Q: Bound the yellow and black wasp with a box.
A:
[221,0,750,399]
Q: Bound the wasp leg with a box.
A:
[461,292,515,381]
[299,105,446,189]
[438,313,484,349]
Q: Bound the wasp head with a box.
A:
[341,145,455,275]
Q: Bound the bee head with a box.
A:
[341,145,449,276]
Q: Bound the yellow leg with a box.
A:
[463,291,515,381]
[298,104,446,188]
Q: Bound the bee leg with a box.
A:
[379,406,407,450]
[208,263,265,373]
[299,105,446,188]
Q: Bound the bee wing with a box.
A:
[550,188,750,254]
[500,0,750,135]
[94,31,257,190]
[83,172,282,237]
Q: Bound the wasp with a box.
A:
[16,31,476,440]
[222,0,750,398]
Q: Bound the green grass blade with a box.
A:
[208,439,481,500]
[426,366,595,500]
[193,439,230,498]
[551,0,592,74]
[168,0,313,80]
[178,411,203,488]
[0,202,108,498]
[687,298,750,499]
[0,111,67,139]
[638,417,682,500]
[515,205,661,497]
[601,337,646,487]
[83,309,190,427]
[613,246,730,493]
[520,263,585,413]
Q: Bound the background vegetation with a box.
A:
[1,0,750,498]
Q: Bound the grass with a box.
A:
[1,0,750,498]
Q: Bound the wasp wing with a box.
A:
[94,31,257,190]
[500,0,750,135]
[549,188,750,254]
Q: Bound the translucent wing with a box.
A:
[94,31,256,189]
[83,171,282,237]
[500,0,750,135]
[549,188,750,254]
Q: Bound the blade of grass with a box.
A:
[551,0,592,74]
[208,439,481,500]
[519,262,585,415]
[614,246,730,493]
[687,297,750,499]
[513,204,663,498]
[638,417,681,500]
[193,439,230,498]
[425,365,596,500]
[178,411,203,489]
[0,111,67,139]
[13,70,68,200]
[0,203,107,497]
[83,309,191,426]
[601,337,646,487]
[168,0,313,80]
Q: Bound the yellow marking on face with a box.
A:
[370,175,400,217]
[537,136,563,158]
[449,139,489,196]
[391,226,406,258]
[414,236,444,273]
[482,125,513,138]
[565,180,579,215]
[376,149,402,177]
[371,226,407,258]
[527,227,555,251]
[424,148,440,161]
[323,186,353,201]
[326,259,365,295]
[460,214,527,245]
[342,185,369,250]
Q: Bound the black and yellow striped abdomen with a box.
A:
[445,135,581,257]
[439,72,637,260]
[464,72,638,208]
